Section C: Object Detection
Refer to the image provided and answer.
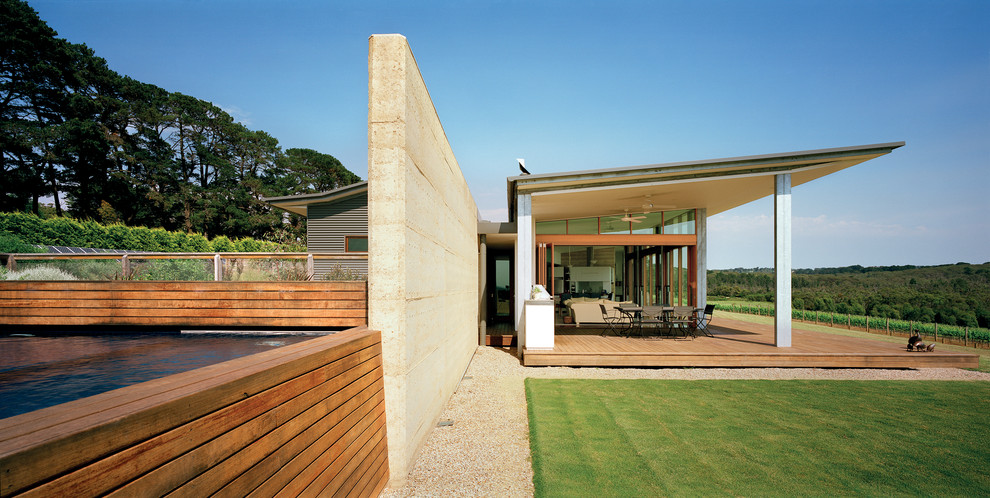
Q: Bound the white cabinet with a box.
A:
[524,300,555,350]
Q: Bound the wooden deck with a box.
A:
[523,316,980,368]
[0,327,388,497]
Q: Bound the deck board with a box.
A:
[523,317,980,368]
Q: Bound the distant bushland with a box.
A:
[708,263,990,329]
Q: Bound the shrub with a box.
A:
[223,258,310,281]
[210,235,234,252]
[45,259,123,280]
[106,223,139,250]
[170,231,190,251]
[0,212,299,253]
[321,264,366,281]
[150,227,177,251]
[0,232,43,253]
[185,233,211,252]
[136,259,212,281]
[130,226,159,251]
[0,212,43,243]
[2,266,78,281]
[234,237,262,252]
[79,219,110,248]
[41,217,85,247]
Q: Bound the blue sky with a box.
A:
[26,0,989,269]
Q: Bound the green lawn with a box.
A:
[526,379,990,497]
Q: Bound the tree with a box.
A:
[278,148,360,193]
[1,0,363,244]
[0,0,73,214]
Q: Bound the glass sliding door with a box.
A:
[664,245,691,306]
[545,244,696,306]
[485,253,513,324]
[552,246,625,301]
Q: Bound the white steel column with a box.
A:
[774,174,792,347]
[515,193,534,355]
[696,208,707,310]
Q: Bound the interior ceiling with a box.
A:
[525,154,883,221]
[484,233,516,250]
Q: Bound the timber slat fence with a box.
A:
[717,303,990,348]
[0,326,388,497]
[0,280,367,328]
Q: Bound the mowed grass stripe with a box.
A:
[526,379,990,497]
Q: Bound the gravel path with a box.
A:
[382,346,990,497]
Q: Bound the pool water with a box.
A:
[0,333,317,419]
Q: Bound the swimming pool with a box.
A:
[0,332,320,419]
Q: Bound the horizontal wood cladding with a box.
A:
[0,326,388,498]
[308,193,368,254]
[306,194,369,277]
[0,281,367,328]
[315,259,368,275]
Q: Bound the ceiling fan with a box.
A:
[620,210,647,223]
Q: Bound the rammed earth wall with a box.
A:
[367,34,480,486]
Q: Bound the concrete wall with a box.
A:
[367,34,479,485]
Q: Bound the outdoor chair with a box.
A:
[695,303,716,337]
[640,305,668,339]
[599,303,628,337]
[670,306,697,339]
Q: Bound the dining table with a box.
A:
[615,305,643,336]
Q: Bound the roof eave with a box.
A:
[264,181,369,217]
[505,142,903,220]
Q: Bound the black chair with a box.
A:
[599,303,627,337]
[695,303,716,337]
[670,306,697,339]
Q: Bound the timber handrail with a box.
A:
[3,251,367,261]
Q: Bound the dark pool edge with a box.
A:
[1,325,347,337]
[180,329,339,336]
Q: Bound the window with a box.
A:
[631,212,664,234]
[345,236,368,252]
[536,220,567,234]
[537,211,695,235]
[567,217,599,234]
[600,216,630,234]
[662,210,695,234]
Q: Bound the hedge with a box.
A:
[0,212,301,253]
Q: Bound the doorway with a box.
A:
[486,250,514,330]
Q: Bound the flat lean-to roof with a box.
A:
[264,181,369,216]
[506,142,904,222]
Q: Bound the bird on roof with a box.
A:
[518,158,530,175]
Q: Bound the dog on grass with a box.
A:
[908,334,923,351]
